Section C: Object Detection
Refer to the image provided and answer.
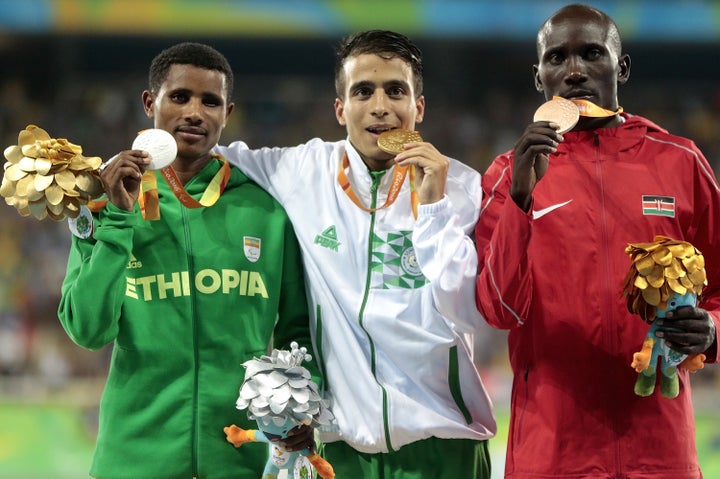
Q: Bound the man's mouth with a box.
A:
[176,126,206,137]
[563,91,593,101]
[366,125,396,135]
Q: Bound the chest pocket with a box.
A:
[369,229,428,290]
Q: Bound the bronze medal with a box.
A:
[533,97,580,134]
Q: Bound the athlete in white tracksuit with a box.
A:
[215,138,496,454]
[216,29,496,479]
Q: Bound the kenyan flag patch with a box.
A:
[642,195,675,217]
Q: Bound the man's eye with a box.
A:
[548,53,563,65]
[586,49,602,61]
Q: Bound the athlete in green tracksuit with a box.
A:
[57,42,313,479]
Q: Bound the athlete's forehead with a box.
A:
[537,6,621,57]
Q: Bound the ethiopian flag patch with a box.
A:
[642,195,675,217]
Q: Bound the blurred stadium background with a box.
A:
[0,1,718,477]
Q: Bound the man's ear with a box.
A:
[223,102,234,128]
[334,98,346,126]
[142,90,155,119]
[414,95,426,124]
[532,65,543,93]
[617,54,631,85]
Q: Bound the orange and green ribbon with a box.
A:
[138,154,230,220]
[338,153,418,219]
[559,96,623,117]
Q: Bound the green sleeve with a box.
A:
[271,214,321,385]
[57,203,140,350]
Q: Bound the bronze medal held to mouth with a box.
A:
[533,97,580,134]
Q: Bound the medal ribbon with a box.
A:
[408,164,418,218]
[141,154,231,220]
[86,197,108,212]
[337,153,418,218]
[138,170,160,220]
[558,97,623,117]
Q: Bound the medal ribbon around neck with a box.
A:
[337,153,418,219]
[140,154,231,220]
[559,96,623,117]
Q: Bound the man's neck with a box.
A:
[362,157,394,172]
[171,155,213,185]
[347,140,394,172]
[576,114,623,131]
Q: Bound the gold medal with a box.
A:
[377,129,423,155]
[533,97,580,134]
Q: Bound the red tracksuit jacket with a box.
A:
[476,113,720,479]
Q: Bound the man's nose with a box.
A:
[565,57,587,83]
[183,98,204,122]
[371,90,389,116]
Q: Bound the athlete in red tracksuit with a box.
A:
[475,5,720,478]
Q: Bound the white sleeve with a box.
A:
[413,195,483,333]
[214,139,333,205]
[214,141,291,201]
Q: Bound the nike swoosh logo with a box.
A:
[532,199,573,220]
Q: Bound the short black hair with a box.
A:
[148,42,234,98]
[334,30,423,99]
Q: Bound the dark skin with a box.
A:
[276,424,313,452]
[511,4,716,356]
[99,62,315,452]
[100,63,235,209]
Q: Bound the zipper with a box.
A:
[357,170,394,451]
[594,132,614,351]
[183,205,200,478]
[593,133,623,473]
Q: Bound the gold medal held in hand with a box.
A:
[533,97,580,134]
[377,129,423,154]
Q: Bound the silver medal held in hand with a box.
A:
[132,128,177,170]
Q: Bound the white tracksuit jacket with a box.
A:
[215,138,496,453]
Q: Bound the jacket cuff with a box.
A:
[417,195,450,217]
[99,201,141,229]
[705,311,720,363]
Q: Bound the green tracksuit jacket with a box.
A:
[58,158,311,479]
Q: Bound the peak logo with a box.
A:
[314,226,341,252]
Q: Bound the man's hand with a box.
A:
[279,424,315,452]
[99,150,150,211]
[509,121,563,212]
[394,142,449,205]
[656,306,717,355]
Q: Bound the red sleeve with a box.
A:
[474,152,533,330]
[689,145,720,362]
